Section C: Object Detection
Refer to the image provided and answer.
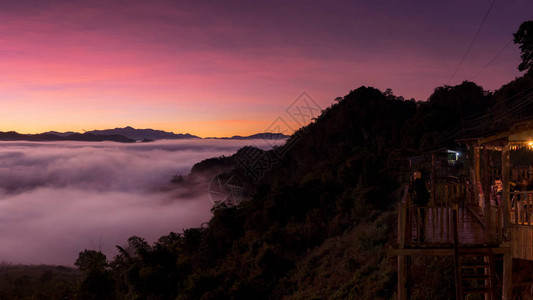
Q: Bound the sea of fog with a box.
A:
[0,139,283,265]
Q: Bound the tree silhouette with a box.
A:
[75,250,107,272]
[514,20,533,72]
[75,250,114,300]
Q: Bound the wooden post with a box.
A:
[452,204,462,300]
[474,147,481,206]
[432,153,437,205]
[398,203,408,300]
[398,203,406,247]
[502,145,511,240]
[502,252,513,300]
[482,148,493,242]
[398,255,407,300]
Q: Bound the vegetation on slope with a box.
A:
[0,264,80,299]
[3,71,532,299]
[70,77,514,300]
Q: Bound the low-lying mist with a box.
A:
[0,139,281,265]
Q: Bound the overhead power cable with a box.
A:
[446,0,496,85]
[469,39,513,80]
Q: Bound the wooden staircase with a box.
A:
[456,247,499,300]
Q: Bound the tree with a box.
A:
[75,250,107,272]
[75,250,114,300]
[514,20,533,72]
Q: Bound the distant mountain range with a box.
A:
[0,126,290,143]
[206,133,290,140]
[0,131,135,143]
[85,126,200,141]
[43,131,79,137]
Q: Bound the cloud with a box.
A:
[0,139,282,265]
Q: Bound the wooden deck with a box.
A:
[396,184,513,300]
[402,205,501,248]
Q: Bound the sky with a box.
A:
[0,0,532,137]
[0,139,282,265]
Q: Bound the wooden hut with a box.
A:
[393,121,533,299]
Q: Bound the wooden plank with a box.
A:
[512,227,518,258]
[402,205,507,247]
[502,145,511,240]
[492,247,511,254]
[447,207,451,243]
[517,227,521,258]
[496,206,500,242]
[514,198,518,225]
[485,250,498,300]
[401,184,410,204]
[503,252,513,300]
[516,227,520,258]
[431,153,436,204]
[398,255,407,300]
[526,227,533,260]
[390,248,454,256]
[513,227,515,258]
[511,226,520,258]
[452,205,462,300]
[389,247,511,256]
[524,227,527,259]
[425,207,429,243]
[444,184,448,206]
[482,148,492,243]
[530,228,532,260]
[439,207,443,243]
[467,205,486,228]
[520,228,527,259]
[416,207,420,245]
[407,204,412,243]
[398,203,406,248]
[523,227,527,259]
[431,207,438,243]
[519,226,523,259]
[474,147,480,206]
[526,227,529,260]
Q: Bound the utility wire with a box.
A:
[470,15,533,81]
[461,87,533,127]
[446,0,496,85]
[469,39,513,80]
[461,90,533,134]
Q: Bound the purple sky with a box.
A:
[0,0,532,136]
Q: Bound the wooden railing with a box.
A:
[433,181,474,207]
[509,191,533,260]
[404,205,457,246]
[510,191,533,225]
[399,181,505,247]
[488,205,505,242]
[400,184,458,246]
[398,204,506,246]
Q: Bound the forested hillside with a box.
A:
[69,70,533,299]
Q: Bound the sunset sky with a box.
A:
[0,0,532,137]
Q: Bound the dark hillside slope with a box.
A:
[171,87,421,299]
[401,81,490,151]
[75,83,496,299]
[266,87,417,185]
[462,69,533,137]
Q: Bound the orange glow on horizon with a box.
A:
[0,0,530,139]
[0,118,301,139]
